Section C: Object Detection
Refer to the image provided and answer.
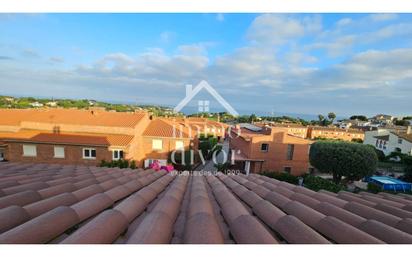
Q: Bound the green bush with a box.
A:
[309,140,378,183]
[262,172,346,193]
[367,182,382,193]
[99,159,130,169]
[303,175,345,193]
[373,148,386,162]
[351,138,364,144]
[130,160,136,169]
[215,162,231,172]
[262,171,299,185]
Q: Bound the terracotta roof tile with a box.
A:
[314,202,367,227]
[314,216,383,244]
[274,215,330,244]
[0,131,134,147]
[2,163,412,244]
[2,181,49,195]
[359,219,412,244]
[143,118,190,138]
[24,192,78,218]
[0,108,147,128]
[62,209,129,244]
[0,190,42,209]
[344,201,402,227]
[229,215,278,244]
[0,206,80,244]
[0,206,31,233]
[71,193,114,221]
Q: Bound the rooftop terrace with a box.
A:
[1,163,412,244]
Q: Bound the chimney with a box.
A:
[407,126,412,135]
[186,84,193,96]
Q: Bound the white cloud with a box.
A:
[307,35,356,57]
[247,14,306,45]
[2,13,412,116]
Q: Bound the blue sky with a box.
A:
[0,13,412,117]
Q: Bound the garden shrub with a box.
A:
[303,175,345,193]
[261,171,299,185]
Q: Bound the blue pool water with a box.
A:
[368,176,412,192]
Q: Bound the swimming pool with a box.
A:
[367,176,412,192]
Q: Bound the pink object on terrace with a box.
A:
[149,161,161,171]
[161,165,174,172]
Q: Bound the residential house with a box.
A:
[369,114,395,126]
[229,124,313,176]
[141,118,193,168]
[307,126,364,142]
[336,119,371,129]
[46,101,58,107]
[30,102,44,108]
[0,108,148,166]
[364,126,412,156]
[0,108,227,168]
[255,122,308,139]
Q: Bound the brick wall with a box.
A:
[140,137,192,161]
[307,127,364,141]
[4,142,112,166]
[229,131,312,176]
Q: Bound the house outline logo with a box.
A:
[173,80,239,116]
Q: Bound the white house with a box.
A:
[46,101,57,107]
[364,126,412,156]
[30,102,44,108]
[369,114,394,126]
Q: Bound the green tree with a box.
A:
[309,141,378,183]
[249,114,257,123]
[350,115,368,121]
[328,112,336,124]
[318,114,325,125]
[394,119,410,126]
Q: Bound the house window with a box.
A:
[83,148,96,159]
[54,146,65,158]
[175,140,184,150]
[286,144,294,160]
[261,143,269,152]
[284,167,292,173]
[398,138,403,144]
[23,145,37,157]
[112,149,124,160]
[152,139,163,150]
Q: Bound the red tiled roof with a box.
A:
[0,130,133,147]
[1,163,412,243]
[142,119,190,138]
[0,108,147,128]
